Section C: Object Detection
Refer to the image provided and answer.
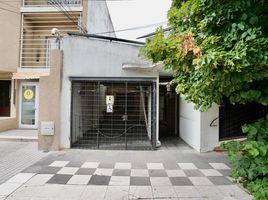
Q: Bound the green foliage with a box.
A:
[141,0,268,111]
[141,1,268,198]
[222,115,268,200]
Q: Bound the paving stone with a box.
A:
[75,168,96,175]
[130,169,149,177]
[56,167,79,175]
[80,186,107,200]
[163,163,180,169]
[200,169,223,176]
[189,177,214,186]
[148,169,167,177]
[81,162,100,169]
[65,161,84,168]
[184,170,204,177]
[129,186,153,200]
[47,174,72,184]
[114,162,131,169]
[169,177,193,186]
[209,163,230,170]
[94,168,113,176]
[218,169,231,176]
[208,176,234,185]
[98,163,115,169]
[55,185,86,200]
[25,174,54,185]
[217,185,251,199]
[166,169,186,177]
[178,163,198,170]
[67,175,91,185]
[38,167,61,174]
[105,186,129,200]
[109,176,130,186]
[195,185,225,198]
[150,177,172,186]
[49,161,69,168]
[88,175,111,185]
[112,169,131,176]
[6,173,35,184]
[130,177,151,186]
[174,186,201,198]
[131,163,147,169]
[147,163,164,170]
[152,186,177,199]
[0,183,22,196]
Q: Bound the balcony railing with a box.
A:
[20,12,81,68]
[23,0,81,7]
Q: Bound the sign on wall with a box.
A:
[106,95,114,105]
[24,89,34,100]
[107,104,113,113]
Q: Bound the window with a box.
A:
[0,80,11,117]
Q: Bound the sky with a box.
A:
[106,0,172,41]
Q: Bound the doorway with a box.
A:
[19,82,39,129]
[71,80,157,150]
[159,81,178,139]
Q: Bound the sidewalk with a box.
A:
[0,148,252,200]
[0,129,37,142]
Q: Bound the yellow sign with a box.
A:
[24,89,34,100]
[106,95,114,105]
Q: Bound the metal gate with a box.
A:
[219,102,268,140]
[71,80,156,150]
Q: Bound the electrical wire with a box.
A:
[92,21,167,35]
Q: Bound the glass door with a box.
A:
[20,83,38,129]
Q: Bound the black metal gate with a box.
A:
[219,102,268,140]
[71,80,156,150]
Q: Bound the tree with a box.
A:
[142,0,268,111]
[141,0,268,199]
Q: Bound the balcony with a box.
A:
[20,12,81,69]
[23,0,82,7]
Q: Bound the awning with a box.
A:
[12,72,49,79]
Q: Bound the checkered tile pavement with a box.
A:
[25,161,233,186]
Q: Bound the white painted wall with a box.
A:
[179,95,219,152]
[60,36,159,148]
[87,0,116,37]
[200,104,219,152]
[179,96,201,152]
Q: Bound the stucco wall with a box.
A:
[200,104,219,152]
[86,0,116,37]
[0,2,21,72]
[60,36,158,148]
[179,96,220,152]
[0,118,17,132]
[179,96,201,152]
[38,50,62,151]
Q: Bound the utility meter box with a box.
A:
[41,121,54,136]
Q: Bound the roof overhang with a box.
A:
[122,62,173,76]
[12,72,49,79]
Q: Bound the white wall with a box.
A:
[87,1,116,37]
[179,96,219,152]
[179,96,201,151]
[200,104,219,152]
[60,36,159,148]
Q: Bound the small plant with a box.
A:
[222,114,268,200]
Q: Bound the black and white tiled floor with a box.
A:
[27,161,233,186]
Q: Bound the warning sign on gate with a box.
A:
[106,95,114,105]
[107,104,113,113]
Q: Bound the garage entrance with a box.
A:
[71,79,157,150]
